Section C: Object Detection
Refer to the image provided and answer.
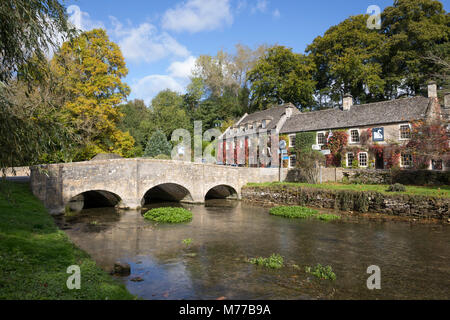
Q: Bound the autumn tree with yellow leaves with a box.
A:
[52,29,136,160]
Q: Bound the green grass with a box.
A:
[182,238,193,246]
[269,206,341,222]
[144,207,193,223]
[247,182,450,198]
[305,264,336,281]
[249,254,284,269]
[314,213,341,221]
[0,181,135,300]
[269,206,318,218]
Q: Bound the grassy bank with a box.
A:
[246,182,450,198]
[0,181,135,300]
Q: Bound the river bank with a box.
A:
[242,182,450,222]
[0,181,135,300]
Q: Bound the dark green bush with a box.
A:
[386,183,406,192]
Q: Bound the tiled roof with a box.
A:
[238,103,297,130]
[280,97,431,134]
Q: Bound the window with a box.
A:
[317,132,326,145]
[289,135,296,147]
[401,153,413,167]
[347,153,354,167]
[359,152,368,167]
[400,125,411,140]
[289,155,296,168]
[350,129,360,143]
[262,120,266,129]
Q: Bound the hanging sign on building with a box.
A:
[372,128,384,142]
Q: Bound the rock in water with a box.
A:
[130,276,144,282]
[113,261,131,276]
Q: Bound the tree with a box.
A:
[381,0,450,96]
[52,29,135,160]
[0,0,72,84]
[306,15,386,105]
[118,99,152,154]
[150,89,191,138]
[144,130,172,158]
[406,119,449,169]
[0,0,75,169]
[247,45,316,111]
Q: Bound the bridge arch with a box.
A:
[141,183,194,205]
[67,190,122,211]
[205,184,239,200]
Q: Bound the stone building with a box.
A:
[220,82,448,171]
[217,103,300,167]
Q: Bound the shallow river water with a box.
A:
[60,200,450,300]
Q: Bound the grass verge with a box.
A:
[0,181,135,300]
[247,182,450,198]
[144,207,193,223]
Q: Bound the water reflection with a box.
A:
[60,201,450,300]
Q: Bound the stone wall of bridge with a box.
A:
[30,158,285,215]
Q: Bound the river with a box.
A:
[59,200,450,300]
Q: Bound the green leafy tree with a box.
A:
[381,0,450,96]
[118,99,152,154]
[306,15,386,105]
[150,89,191,138]
[0,0,76,169]
[247,45,316,111]
[144,130,172,158]
[0,0,72,84]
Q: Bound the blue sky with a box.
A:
[65,0,449,104]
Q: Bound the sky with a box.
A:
[64,0,450,105]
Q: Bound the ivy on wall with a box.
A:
[295,132,316,154]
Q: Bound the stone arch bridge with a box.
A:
[30,159,283,214]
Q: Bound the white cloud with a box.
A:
[272,9,281,19]
[167,56,197,79]
[162,0,233,33]
[251,0,268,14]
[131,75,187,104]
[67,5,104,31]
[110,17,189,63]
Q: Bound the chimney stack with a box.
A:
[428,81,437,98]
[342,94,353,111]
[444,92,450,109]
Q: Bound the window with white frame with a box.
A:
[289,155,296,168]
[347,152,354,167]
[358,152,368,167]
[317,132,326,145]
[400,124,411,140]
[350,129,360,143]
[401,153,413,167]
[289,135,296,147]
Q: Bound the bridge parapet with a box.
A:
[30,158,285,214]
